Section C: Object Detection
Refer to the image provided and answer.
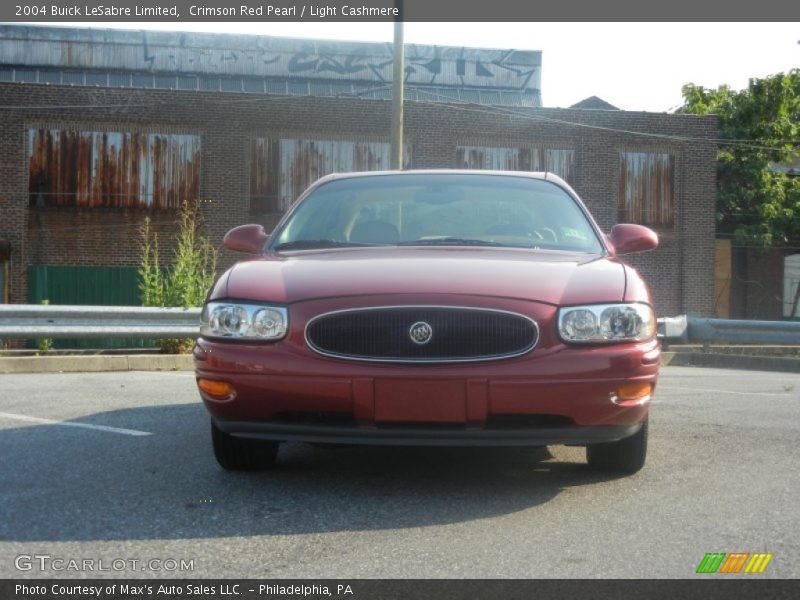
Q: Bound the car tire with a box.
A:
[586,418,648,474]
[211,420,279,470]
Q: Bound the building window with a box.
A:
[784,254,800,319]
[250,139,280,215]
[85,72,108,86]
[288,81,309,96]
[250,138,412,214]
[14,69,37,82]
[455,146,575,184]
[619,152,674,227]
[62,71,85,85]
[38,71,62,84]
[243,78,265,93]
[265,80,287,94]
[131,73,154,88]
[177,76,198,90]
[0,240,8,304]
[108,73,132,87]
[154,74,177,89]
[28,129,201,210]
[220,78,242,92]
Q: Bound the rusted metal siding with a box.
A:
[249,138,280,214]
[28,129,200,209]
[0,258,7,304]
[455,146,575,184]
[250,138,411,212]
[619,152,674,226]
[533,149,574,185]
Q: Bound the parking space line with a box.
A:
[0,411,153,436]
[658,385,794,397]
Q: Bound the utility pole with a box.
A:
[390,1,404,170]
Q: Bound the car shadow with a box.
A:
[0,403,627,542]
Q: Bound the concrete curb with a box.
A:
[661,352,800,373]
[0,354,194,374]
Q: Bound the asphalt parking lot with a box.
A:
[0,366,798,579]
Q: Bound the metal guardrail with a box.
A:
[658,315,800,345]
[0,305,799,345]
[0,305,200,339]
[657,315,688,343]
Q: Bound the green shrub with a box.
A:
[36,299,54,355]
[139,202,218,354]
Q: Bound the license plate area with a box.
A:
[374,379,466,423]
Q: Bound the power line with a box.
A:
[411,87,800,152]
[0,92,302,111]
[2,82,799,153]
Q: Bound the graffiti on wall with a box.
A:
[0,28,541,93]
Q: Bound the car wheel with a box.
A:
[211,420,279,470]
[586,418,648,474]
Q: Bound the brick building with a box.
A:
[0,25,718,329]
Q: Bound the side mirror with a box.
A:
[608,224,659,255]
[223,224,269,254]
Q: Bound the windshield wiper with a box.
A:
[273,239,374,251]
[398,237,506,247]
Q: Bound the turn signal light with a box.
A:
[616,382,652,402]
[197,378,234,398]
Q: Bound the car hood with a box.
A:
[218,247,627,306]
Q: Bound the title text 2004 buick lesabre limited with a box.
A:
[194,171,660,474]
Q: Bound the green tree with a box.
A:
[139,202,218,353]
[679,70,800,249]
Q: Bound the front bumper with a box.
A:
[195,328,660,446]
[215,419,644,447]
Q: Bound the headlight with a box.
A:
[558,303,655,343]
[200,302,288,341]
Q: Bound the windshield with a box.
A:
[272,173,604,254]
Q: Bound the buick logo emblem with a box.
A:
[409,321,433,345]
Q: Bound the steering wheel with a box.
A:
[532,228,559,243]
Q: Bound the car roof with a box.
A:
[314,169,551,183]
[306,169,575,198]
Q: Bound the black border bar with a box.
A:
[3,0,800,22]
[3,579,800,600]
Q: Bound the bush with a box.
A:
[36,299,54,355]
[139,202,218,353]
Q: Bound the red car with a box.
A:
[195,171,660,473]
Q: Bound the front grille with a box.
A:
[305,306,538,363]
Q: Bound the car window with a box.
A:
[273,173,604,253]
